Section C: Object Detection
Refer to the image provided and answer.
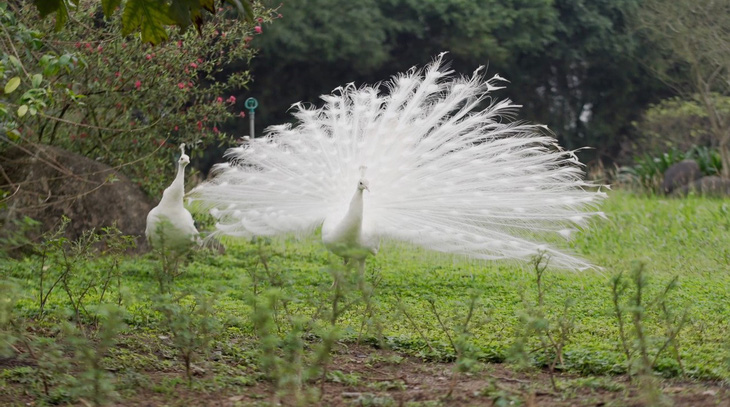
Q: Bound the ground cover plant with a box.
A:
[1,191,730,406]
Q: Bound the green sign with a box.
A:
[245,97,258,112]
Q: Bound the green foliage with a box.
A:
[611,263,688,377]
[620,145,723,192]
[0,216,41,257]
[631,95,730,155]
[33,0,255,45]
[1,3,274,196]
[30,217,134,321]
[62,305,127,405]
[2,192,730,405]
[155,290,221,384]
[247,0,661,163]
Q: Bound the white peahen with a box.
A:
[191,55,607,270]
[145,143,200,252]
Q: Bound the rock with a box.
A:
[0,144,153,251]
[662,160,701,194]
[672,175,730,197]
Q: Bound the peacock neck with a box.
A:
[343,187,364,230]
[161,163,186,205]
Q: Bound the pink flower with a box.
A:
[254,26,262,34]
[97,45,103,52]
[114,72,120,77]
[177,40,183,48]
[74,42,81,48]
[213,126,220,134]
[239,111,246,118]
[197,58,203,63]
[197,121,203,130]
[189,62,198,68]
[221,32,227,38]
[277,13,283,18]
[174,126,179,131]
[227,95,236,104]
[134,80,141,90]
[178,82,186,89]
[257,17,263,23]
[146,54,152,60]
[216,97,223,103]
[84,43,92,49]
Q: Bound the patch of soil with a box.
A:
[3,343,729,406]
[117,344,729,407]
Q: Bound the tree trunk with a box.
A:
[720,140,730,179]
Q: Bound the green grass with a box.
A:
[2,190,730,389]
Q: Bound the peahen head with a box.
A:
[178,143,190,167]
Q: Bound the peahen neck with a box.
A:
[161,163,186,206]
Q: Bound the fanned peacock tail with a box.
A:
[190,54,607,269]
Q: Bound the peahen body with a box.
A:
[146,143,200,252]
[191,55,606,269]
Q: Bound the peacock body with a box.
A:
[192,55,606,269]
[146,143,200,251]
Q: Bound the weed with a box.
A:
[155,290,221,384]
[611,262,688,377]
[508,251,575,390]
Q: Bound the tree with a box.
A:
[244,0,663,166]
[1,2,273,198]
[32,0,255,44]
[636,0,730,177]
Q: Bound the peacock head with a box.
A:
[358,166,369,192]
[358,179,370,192]
[178,143,190,166]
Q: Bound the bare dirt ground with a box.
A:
[111,345,730,407]
[3,343,729,406]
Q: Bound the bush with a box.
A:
[619,146,722,192]
[630,95,730,157]
[0,2,276,197]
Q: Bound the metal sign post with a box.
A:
[244,97,259,138]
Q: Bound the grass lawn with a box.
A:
[1,190,729,406]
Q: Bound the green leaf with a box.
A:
[168,0,198,31]
[6,129,21,141]
[7,56,21,70]
[122,0,174,44]
[33,0,62,17]
[200,0,215,14]
[102,0,122,18]
[17,105,28,117]
[39,0,70,31]
[31,74,43,87]
[4,77,20,94]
